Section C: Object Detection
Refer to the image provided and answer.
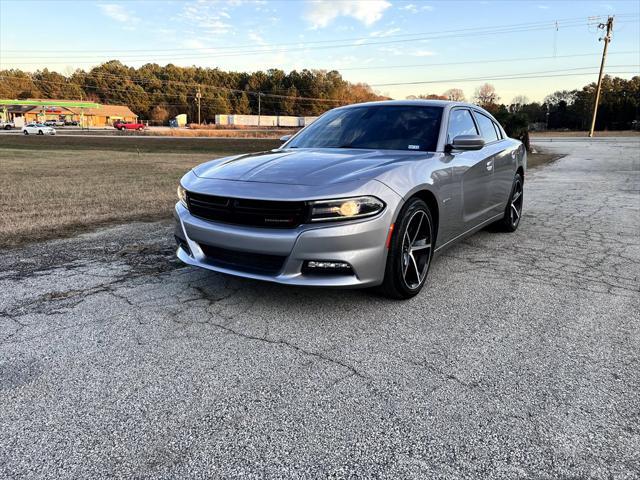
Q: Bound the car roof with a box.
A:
[339,99,477,109]
[335,99,502,125]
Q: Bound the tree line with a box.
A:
[1,61,637,131]
[0,61,386,122]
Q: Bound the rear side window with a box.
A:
[492,121,503,139]
[474,112,500,143]
[447,109,478,143]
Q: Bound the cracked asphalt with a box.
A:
[1,138,639,479]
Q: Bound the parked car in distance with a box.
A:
[44,119,65,127]
[175,100,526,299]
[114,120,145,131]
[64,120,79,126]
[0,120,15,130]
[22,123,56,135]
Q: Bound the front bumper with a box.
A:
[174,197,397,288]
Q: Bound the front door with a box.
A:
[445,108,494,231]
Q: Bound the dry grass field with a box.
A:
[0,135,557,248]
[0,137,280,248]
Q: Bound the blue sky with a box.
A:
[1,0,638,102]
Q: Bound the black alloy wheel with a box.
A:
[380,197,434,299]
[496,172,524,232]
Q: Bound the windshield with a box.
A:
[287,105,443,152]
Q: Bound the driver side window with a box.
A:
[447,109,478,144]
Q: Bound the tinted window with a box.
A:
[287,105,443,152]
[447,109,478,143]
[475,112,500,143]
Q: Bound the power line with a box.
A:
[4,17,638,65]
[368,67,638,87]
[336,50,640,72]
[7,14,635,54]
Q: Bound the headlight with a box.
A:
[309,196,385,222]
[177,185,188,208]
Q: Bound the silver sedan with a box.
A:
[175,100,526,298]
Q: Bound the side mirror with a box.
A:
[279,134,292,143]
[448,134,485,151]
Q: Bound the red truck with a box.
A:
[114,120,146,131]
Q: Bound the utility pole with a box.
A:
[589,16,614,138]
[195,88,202,125]
[257,92,261,126]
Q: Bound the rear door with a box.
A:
[472,111,511,214]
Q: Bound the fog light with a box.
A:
[303,260,354,275]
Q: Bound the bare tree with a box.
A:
[443,88,466,102]
[510,95,529,112]
[473,83,500,107]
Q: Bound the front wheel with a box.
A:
[495,173,523,232]
[23,130,29,135]
[38,130,44,135]
[379,198,435,299]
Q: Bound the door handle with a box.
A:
[486,160,494,171]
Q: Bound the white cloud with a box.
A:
[183,38,206,49]
[304,0,391,29]
[401,3,433,13]
[248,31,267,46]
[370,27,401,37]
[179,1,233,34]
[401,3,418,13]
[378,46,435,57]
[409,49,435,57]
[99,4,139,24]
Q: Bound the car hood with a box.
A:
[192,148,436,186]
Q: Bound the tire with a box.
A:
[137,126,143,131]
[38,130,43,135]
[4,125,11,130]
[495,172,524,232]
[379,197,435,299]
[23,130,28,135]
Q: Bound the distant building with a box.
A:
[0,99,138,127]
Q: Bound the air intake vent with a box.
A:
[199,243,286,275]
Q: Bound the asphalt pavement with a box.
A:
[1,139,638,479]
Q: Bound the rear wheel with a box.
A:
[23,130,28,135]
[495,173,523,232]
[38,130,43,135]
[379,198,434,299]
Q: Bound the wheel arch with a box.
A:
[394,188,440,246]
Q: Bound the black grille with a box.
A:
[187,191,308,228]
[199,243,286,275]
